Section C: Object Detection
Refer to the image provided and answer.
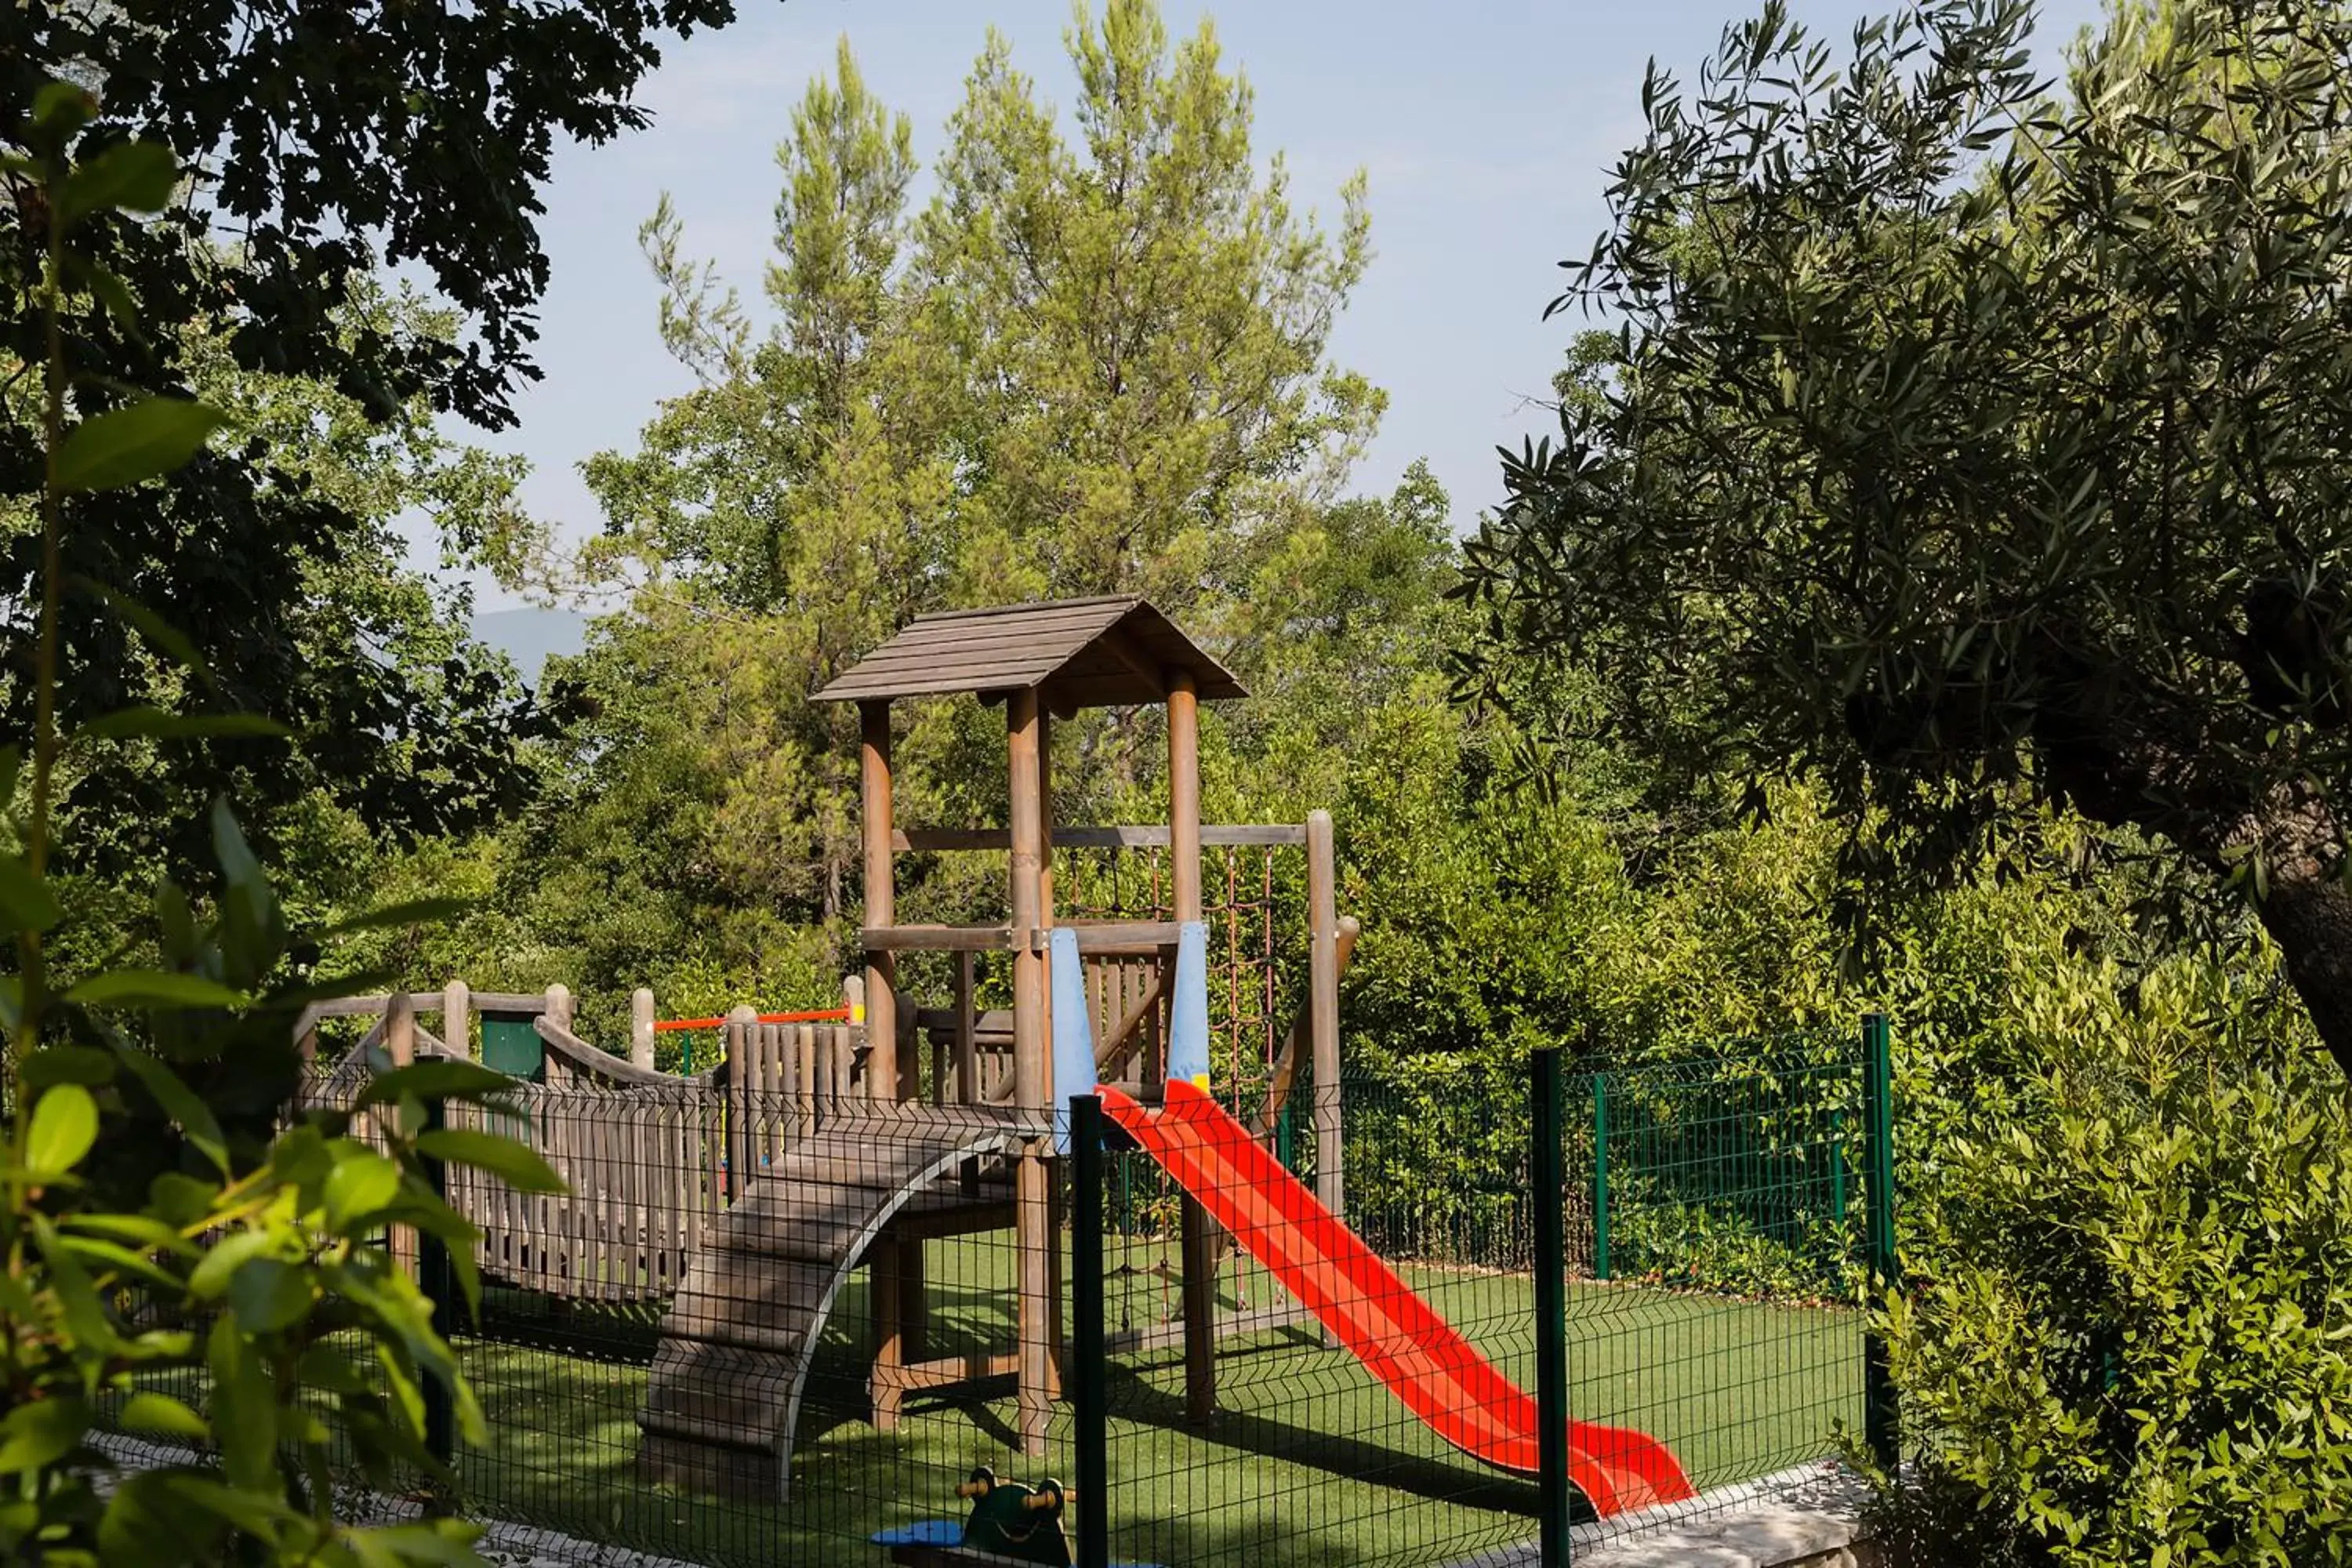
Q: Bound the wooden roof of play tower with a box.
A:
[813,595,1245,709]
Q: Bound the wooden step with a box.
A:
[635,1115,1029,1500]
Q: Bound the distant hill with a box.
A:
[473,607,590,687]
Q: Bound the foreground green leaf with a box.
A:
[56,138,179,225]
[24,1084,97,1176]
[413,1128,565,1193]
[65,970,245,1009]
[53,398,226,492]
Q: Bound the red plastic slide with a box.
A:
[1096,1080,1697,1518]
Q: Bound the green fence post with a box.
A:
[1531,1048,1571,1566]
[418,1096,456,1471]
[1831,1107,1848,1227]
[1861,1012,1899,1471]
[1591,1071,1610,1283]
[1070,1094,1110,1568]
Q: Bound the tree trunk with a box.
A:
[2195,776,2352,1082]
[2045,713,2352,1080]
[2249,862,2352,1081]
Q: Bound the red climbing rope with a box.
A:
[652,1007,853,1033]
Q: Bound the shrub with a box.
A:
[1887,1032,2352,1564]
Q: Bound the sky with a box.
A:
[462,0,2111,622]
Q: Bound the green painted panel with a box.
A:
[481,1013,544,1083]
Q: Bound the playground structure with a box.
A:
[646,597,1352,1493]
[297,595,1697,1525]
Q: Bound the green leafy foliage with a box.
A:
[372,0,1392,1036]
[1455,0,2352,1073]
[2,4,625,891]
[0,93,553,1568]
[1885,989,2352,1565]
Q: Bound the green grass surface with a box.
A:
[452,1236,1861,1568]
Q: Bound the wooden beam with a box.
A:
[862,924,1016,952]
[868,921,1182,956]
[1097,966,1169,1081]
[881,1199,1017,1243]
[872,1350,1022,1392]
[1054,920,1181,952]
[871,1232,905,1431]
[953,953,978,1105]
[441,979,470,1058]
[985,962,1166,1109]
[1105,1301,1316,1356]
[862,700,899,1103]
[1038,706,1054,1083]
[467,991,557,1015]
[894,823,1308,852]
[1181,1199,1217,1423]
[296,989,556,1025]
[1093,624,1167,696]
[630,987,656,1070]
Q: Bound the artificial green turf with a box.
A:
[450,1236,1862,1568]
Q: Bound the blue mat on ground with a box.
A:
[869,1517,1164,1566]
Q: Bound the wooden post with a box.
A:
[1036,706,1065,1402]
[860,700,900,1103]
[724,1005,755,1196]
[630,988,655,1070]
[1010,686,1047,1111]
[384,993,418,1279]
[441,978,470,1058]
[956,950,981,1199]
[385,992,417,1067]
[1008,685,1053,1454]
[1168,667,1216,1422]
[873,1232,906,1432]
[1037,708,1055,1086]
[544,982,575,1030]
[902,1236,928,1366]
[953,953,978,1105]
[1168,671,1202,920]
[1308,811,1343,1219]
[1308,811,1345,1352]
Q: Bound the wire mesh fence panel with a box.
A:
[90,1027,1877,1568]
[445,1083,1067,1567]
[1560,1040,1870,1546]
[1089,1078,1542,1568]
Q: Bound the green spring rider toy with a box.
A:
[872,1468,1073,1566]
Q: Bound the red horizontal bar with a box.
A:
[652,1007,854,1033]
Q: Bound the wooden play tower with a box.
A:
[824,595,1246,1455]
[630,595,1350,1496]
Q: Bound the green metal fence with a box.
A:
[98,1023,1894,1568]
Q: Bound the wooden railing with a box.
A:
[300,987,878,1303]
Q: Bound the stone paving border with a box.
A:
[89,1433,703,1568]
[93,1432,1875,1568]
[1444,1460,1875,1568]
